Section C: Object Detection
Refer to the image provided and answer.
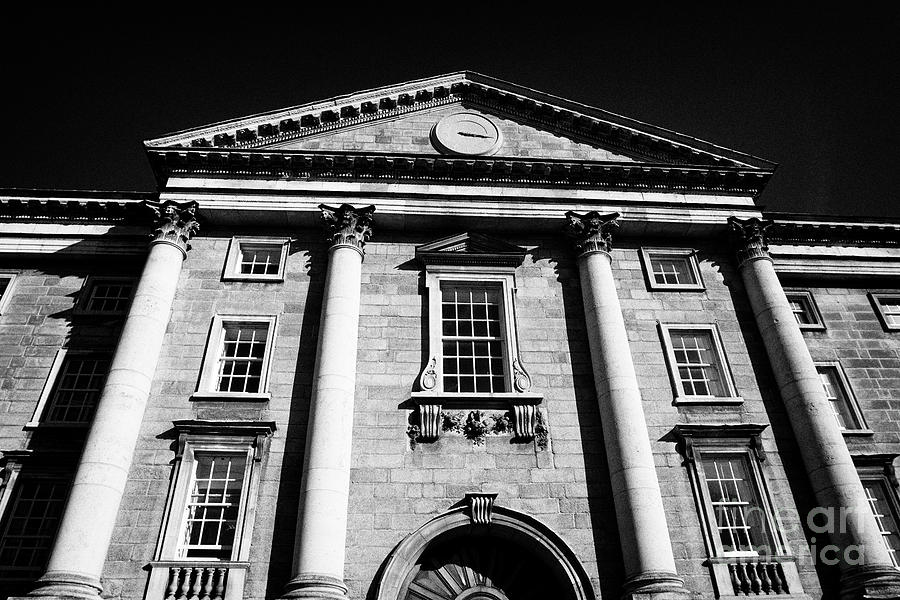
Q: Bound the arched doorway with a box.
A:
[375,504,595,600]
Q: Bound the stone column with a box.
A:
[730,217,900,600]
[23,201,199,599]
[280,204,374,600]
[564,211,690,600]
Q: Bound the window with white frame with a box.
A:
[784,290,825,330]
[29,350,110,426]
[659,324,740,403]
[640,248,704,291]
[857,463,900,568]
[815,363,867,432]
[195,316,276,399]
[179,452,247,559]
[223,238,289,282]
[870,293,900,331]
[0,272,16,315]
[441,284,507,393]
[75,277,135,315]
[0,476,69,583]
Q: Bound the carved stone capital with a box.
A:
[563,210,620,256]
[465,492,498,525]
[728,216,773,267]
[145,200,200,257]
[319,203,375,255]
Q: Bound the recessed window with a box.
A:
[441,284,507,393]
[640,248,704,291]
[0,476,69,584]
[195,316,276,399]
[178,453,248,559]
[815,363,867,433]
[870,293,900,331]
[75,277,134,316]
[223,238,289,281]
[27,350,110,427]
[0,272,16,315]
[659,324,740,403]
[784,290,825,330]
[859,472,900,567]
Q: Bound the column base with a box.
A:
[621,571,693,600]
[279,574,348,599]
[840,564,900,600]
[10,570,103,599]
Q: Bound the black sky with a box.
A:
[2,10,898,218]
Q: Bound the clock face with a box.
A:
[431,113,502,156]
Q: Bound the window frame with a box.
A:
[25,349,111,429]
[73,276,136,316]
[869,292,900,332]
[814,361,871,435]
[222,237,290,282]
[640,247,705,291]
[783,289,826,331]
[658,323,742,405]
[856,461,900,569]
[154,421,274,563]
[0,271,16,316]
[193,315,277,401]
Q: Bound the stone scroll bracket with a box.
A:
[465,493,498,526]
[417,402,443,441]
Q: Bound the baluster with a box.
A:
[200,568,214,600]
[775,563,789,594]
[211,567,226,600]
[757,562,772,593]
[188,567,202,600]
[729,563,742,595]
[747,562,762,594]
[165,567,180,600]
[739,563,752,594]
[177,567,191,600]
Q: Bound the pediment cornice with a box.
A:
[148,148,771,195]
[145,72,776,171]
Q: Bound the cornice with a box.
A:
[0,191,155,225]
[145,73,775,170]
[765,219,900,247]
[148,149,771,195]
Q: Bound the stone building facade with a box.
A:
[1,72,900,600]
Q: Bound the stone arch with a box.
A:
[374,504,596,600]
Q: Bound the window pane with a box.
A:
[670,331,724,396]
[440,284,506,393]
[45,357,110,423]
[217,324,269,393]
[817,366,859,430]
[879,297,900,326]
[786,294,813,325]
[651,256,695,285]
[86,282,133,313]
[0,479,69,580]
[182,454,247,560]
[239,244,281,275]
[702,454,772,554]
[862,479,900,567]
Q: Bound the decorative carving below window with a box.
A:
[465,493,497,525]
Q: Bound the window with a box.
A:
[857,462,900,569]
[0,476,69,584]
[815,363,868,433]
[75,277,135,315]
[441,284,506,393]
[195,316,276,400]
[784,290,825,330]
[27,350,110,427]
[870,293,900,331]
[675,424,805,596]
[640,248,704,291]
[0,272,15,315]
[223,238,289,281]
[148,421,273,599]
[659,324,740,404]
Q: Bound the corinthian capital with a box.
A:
[728,216,773,266]
[563,210,620,256]
[319,203,376,255]
[145,200,200,256]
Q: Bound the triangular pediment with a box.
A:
[145,72,775,170]
[416,232,526,267]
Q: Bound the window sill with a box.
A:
[411,391,543,408]
[647,284,706,292]
[23,421,91,430]
[842,428,875,437]
[798,324,827,331]
[674,396,743,406]
[221,275,285,283]
[190,392,271,402]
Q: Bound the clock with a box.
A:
[431,113,502,156]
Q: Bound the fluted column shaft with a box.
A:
[281,204,374,600]
[25,202,198,599]
[565,211,689,599]
[730,217,900,600]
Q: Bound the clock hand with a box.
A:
[457,131,491,138]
